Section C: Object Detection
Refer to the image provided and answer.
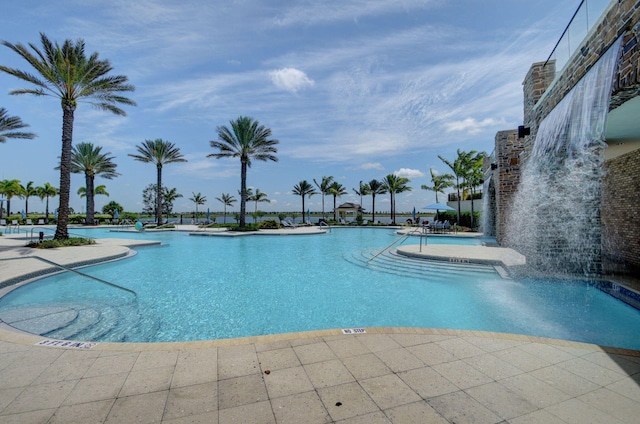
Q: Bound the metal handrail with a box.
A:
[367,227,422,264]
[0,255,137,296]
[319,221,331,233]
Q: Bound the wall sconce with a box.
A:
[490,163,498,170]
[518,125,530,138]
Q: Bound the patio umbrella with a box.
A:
[412,207,416,222]
[423,202,455,222]
[114,209,119,220]
[206,208,210,222]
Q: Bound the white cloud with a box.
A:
[358,162,384,170]
[443,117,507,135]
[269,68,315,93]
[394,168,424,179]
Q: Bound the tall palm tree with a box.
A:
[77,184,109,198]
[292,180,317,224]
[37,182,58,223]
[70,142,119,225]
[248,188,270,214]
[129,139,186,225]
[327,181,347,221]
[382,174,411,225]
[0,107,36,143]
[0,33,135,239]
[367,179,386,224]
[353,180,369,209]
[189,192,207,223]
[421,169,454,203]
[215,193,236,224]
[463,152,486,229]
[20,181,37,216]
[207,116,278,228]
[0,179,22,218]
[439,149,477,225]
[313,176,333,220]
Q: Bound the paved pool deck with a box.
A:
[0,226,639,423]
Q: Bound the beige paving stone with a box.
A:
[406,342,456,366]
[3,379,77,414]
[176,347,218,370]
[119,364,174,396]
[163,382,218,421]
[36,356,96,383]
[355,334,402,352]
[218,344,259,380]
[359,374,421,410]
[517,342,579,364]
[431,360,493,390]
[254,339,291,352]
[578,387,640,423]
[556,357,627,386]
[397,367,458,399]
[0,362,51,389]
[270,391,331,424]
[132,349,179,371]
[606,376,640,402]
[84,351,138,377]
[0,387,23,413]
[427,390,501,424]
[435,337,486,359]
[218,373,268,410]
[47,399,115,424]
[500,373,572,408]
[162,410,219,424]
[528,364,600,397]
[507,408,568,424]
[0,408,56,424]
[326,337,371,358]
[262,365,314,399]
[463,336,527,352]
[492,346,551,372]
[341,353,392,380]
[463,352,523,380]
[582,351,640,375]
[257,347,301,371]
[374,347,423,373]
[293,341,337,365]
[218,400,275,424]
[105,390,169,424]
[466,381,538,419]
[390,333,454,347]
[383,400,449,424]
[304,359,355,389]
[317,382,379,422]
[63,372,128,405]
[336,410,391,423]
[544,398,626,424]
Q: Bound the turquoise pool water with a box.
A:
[1,228,639,349]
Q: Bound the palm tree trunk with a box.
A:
[240,161,247,227]
[86,174,95,225]
[156,165,162,225]
[55,104,74,239]
[301,196,306,223]
[371,195,376,224]
[45,196,50,224]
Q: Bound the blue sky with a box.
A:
[0,0,592,215]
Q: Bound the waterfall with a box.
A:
[505,37,622,275]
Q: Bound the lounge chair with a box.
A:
[340,218,347,225]
[282,220,297,228]
[26,219,33,225]
[362,220,369,226]
[37,219,45,225]
[0,219,6,226]
[11,220,18,226]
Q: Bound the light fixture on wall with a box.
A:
[490,163,498,170]
[518,125,530,138]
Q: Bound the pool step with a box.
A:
[345,248,498,281]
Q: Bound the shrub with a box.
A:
[258,219,279,229]
[27,237,95,248]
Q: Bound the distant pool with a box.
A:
[1,227,639,349]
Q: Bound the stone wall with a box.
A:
[494,130,522,244]
[602,148,640,275]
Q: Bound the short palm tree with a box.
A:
[353,180,369,208]
[292,180,317,224]
[37,182,58,223]
[70,142,119,225]
[439,149,477,225]
[207,116,279,228]
[313,176,333,220]
[0,107,36,143]
[367,179,386,224]
[327,181,347,221]
[0,33,135,239]
[215,193,236,224]
[382,174,412,225]
[421,168,454,204]
[129,139,186,225]
[0,179,22,218]
[20,180,37,216]
[162,187,183,217]
[249,188,270,214]
[189,192,207,223]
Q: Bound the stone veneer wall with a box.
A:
[602,148,640,275]
[494,130,522,244]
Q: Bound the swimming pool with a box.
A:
[1,228,639,349]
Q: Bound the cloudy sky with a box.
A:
[0,0,603,215]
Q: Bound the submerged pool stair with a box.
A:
[345,248,499,281]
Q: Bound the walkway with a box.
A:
[0,228,638,423]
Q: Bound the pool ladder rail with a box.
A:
[367,226,425,264]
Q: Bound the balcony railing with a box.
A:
[544,0,612,76]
